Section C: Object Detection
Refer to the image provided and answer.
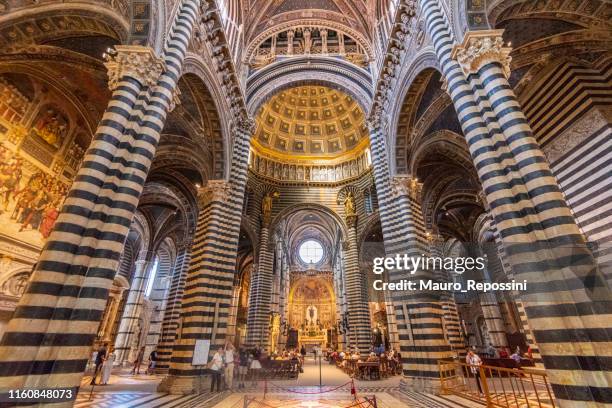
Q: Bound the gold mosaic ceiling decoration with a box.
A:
[253,85,369,162]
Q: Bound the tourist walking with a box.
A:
[90,343,107,385]
[209,346,224,392]
[466,350,483,395]
[101,350,115,385]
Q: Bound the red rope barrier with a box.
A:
[266,380,353,394]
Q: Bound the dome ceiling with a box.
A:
[253,85,369,162]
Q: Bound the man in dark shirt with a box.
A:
[90,343,107,385]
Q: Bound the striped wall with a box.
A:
[519,58,612,285]
[418,0,612,404]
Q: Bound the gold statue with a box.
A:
[262,191,280,222]
[343,191,356,216]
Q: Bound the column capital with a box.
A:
[391,174,422,201]
[197,180,231,207]
[426,230,444,246]
[103,45,165,90]
[233,115,256,136]
[451,29,512,78]
[366,107,388,133]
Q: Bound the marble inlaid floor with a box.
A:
[75,360,483,408]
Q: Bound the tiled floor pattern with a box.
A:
[75,388,486,408]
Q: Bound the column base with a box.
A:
[157,374,212,394]
[400,376,442,394]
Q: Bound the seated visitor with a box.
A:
[366,352,378,362]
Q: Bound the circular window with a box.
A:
[298,240,324,264]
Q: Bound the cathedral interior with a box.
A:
[0,0,610,407]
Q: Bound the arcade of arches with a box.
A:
[0,0,610,407]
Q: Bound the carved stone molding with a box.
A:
[197,180,231,207]
[391,174,422,201]
[104,45,165,90]
[451,29,512,78]
[368,0,418,124]
[168,87,182,112]
[193,1,250,122]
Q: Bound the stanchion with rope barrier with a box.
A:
[244,377,377,408]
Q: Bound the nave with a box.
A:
[0,0,609,407]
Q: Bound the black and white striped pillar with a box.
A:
[0,0,199,393]
[114,250,155,365]
[245,225,274,351]
[156,244,191,374]
[162,119,253,393]
[420,0,612,404]
[367,120,452,391]
[343,218,373,355]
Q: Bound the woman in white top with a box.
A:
[209,347,224,392]
[466,350,483,395]
[101,351,115,385]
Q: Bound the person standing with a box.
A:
[101,350,115,385]
[237,348,249,389]
[209,346,224,392]
[466,350,484,395]
[131,347,145,375]
[224,343,235,390]
[90,343,107,385]
[147,350,158,375]
[249,349,262,386]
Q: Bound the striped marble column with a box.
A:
[343,218,373,354]
[0,0,198,393]
[475,251,508,350]
[113,251,154,365]
[245,225,274,350]
[161,120,253,393]
[276,243,289,351]
[420,1,612,404]
[156,245,191,373]
[487,212,543,364]
[428,235,465,354]
[0,4,200,394]
[367,120,452,392]
[144,257,173,359]
[333,258,348,351]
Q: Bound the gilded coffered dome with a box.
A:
[252,85,369,163]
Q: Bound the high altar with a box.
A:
[288,273,335,349]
